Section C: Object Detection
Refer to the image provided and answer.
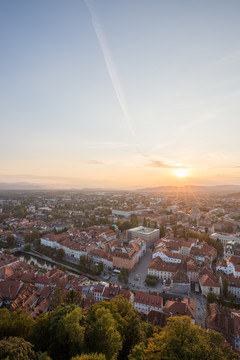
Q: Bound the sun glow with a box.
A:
[174,168,189,178]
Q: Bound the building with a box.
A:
[199,273,220,296]
[210,233,240,248]
[148,257,177,281]
[164,298,196,323]
[127,226,160,247]
[134,291,163,314]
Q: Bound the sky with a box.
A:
[1,0,240,189]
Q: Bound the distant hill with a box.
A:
[0,182,48,190]
[137,184,240,194]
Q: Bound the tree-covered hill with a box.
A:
[0,296,237,360]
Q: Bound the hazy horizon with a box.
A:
[1,1,240,188]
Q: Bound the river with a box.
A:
[18,253,55,270]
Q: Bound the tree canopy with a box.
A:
[0,300,237,360]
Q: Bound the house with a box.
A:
[134,291,163,314]
[0,279,23,305]
[152,248,182,263]
[187,259,199,282]
[164,298,196,323]
[102,284,121,301]
[112,244,139,271]
[171,270,191,294]
[145,310,170,327]
[199,272,220,296]
[148,257,177,281]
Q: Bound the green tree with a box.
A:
[144,316,237,360]
[0,336,35,360]
[24,230,41,243]
[55,307,85,358]
[130,214,138,228]
[160,223,165,238]
[222,278,229,298]
[173,224,178,237]
[52,287,65,308]
[143,217,147,227]
[32,305,85,360]
[36,351,52,360]
[0,309,34,340]
[6,235,15,246]
[30,312,52,353]
[128,342,145,360]
[24,242,31,251]
[71,354,106,360]
[207,291,217,304]
[111,296,151,359]
[118,268,128,284]
[56,248,65,261]
[145,275,158,286]
[85,307,122,360]
[98,261,104,275]
[65,290,82,305]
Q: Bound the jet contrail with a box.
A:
[84,0,135,137]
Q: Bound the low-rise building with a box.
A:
[134,291,163,314]
[127,226,160,247]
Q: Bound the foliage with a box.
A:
[24,242,31,251]
[31,305,85,360]
[173,224,178,237]
[222,278,229,298]
[128,342,145,360]
[86,296,152,360]
[1,298,236,360]
[65,290,82,306]
[36,351,52,360]
[145,275,158,286]
[0,309,34,340]
[71,354,106,360]
[130,214,139,228]
[144,316,237,360]
[85,307,122,360]
[24,230,41,243]
[6,235,15,246]
[0,336,35,360]
[160,223,165,238]
[56,248,65,260]
[79,255,103,275]
[207,291,217,303]
[117,221,132,232]
[118,267,128,284]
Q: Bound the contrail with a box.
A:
[84,0,135,137]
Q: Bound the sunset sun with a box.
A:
[174,168,189,178]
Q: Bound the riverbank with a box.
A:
[15,250,97,280]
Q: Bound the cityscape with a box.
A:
[1,0,240,359]
[1,187,240,357]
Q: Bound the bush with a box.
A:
[145,275,158,286]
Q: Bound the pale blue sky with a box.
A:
[1,0,240,188]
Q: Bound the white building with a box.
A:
[152,248,181,263]
[134,291,163,314]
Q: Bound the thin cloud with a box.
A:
[219,49,240,64]
[82,142,138,149]
[145,160,187,169]
[84,0,135,138]
[85,160,104,165]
